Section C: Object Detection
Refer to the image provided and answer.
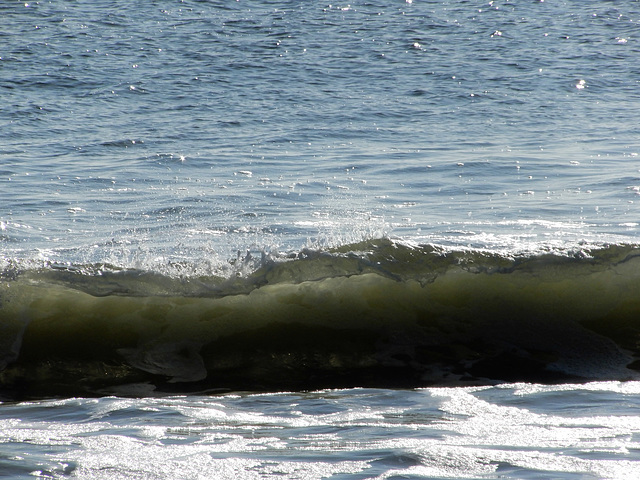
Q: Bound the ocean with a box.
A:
[1,0,640,478]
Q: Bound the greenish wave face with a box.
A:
[1,239,640,400]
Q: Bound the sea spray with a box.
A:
[2,239,639,399]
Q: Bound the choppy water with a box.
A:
[3,383,640,480]
[2,0,640,478]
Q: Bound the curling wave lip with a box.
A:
[2,239,640,400]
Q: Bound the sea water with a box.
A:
[2,0,640,478]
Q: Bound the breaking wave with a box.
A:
[1,238,640,399]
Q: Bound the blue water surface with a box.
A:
[2,0,640,268]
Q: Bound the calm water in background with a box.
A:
[3,0,640,266]
[2,0,640,478]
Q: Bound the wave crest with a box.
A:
[1,239,640,399]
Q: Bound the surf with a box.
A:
[1,238,640,399]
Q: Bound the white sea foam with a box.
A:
[2,385,640,479]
